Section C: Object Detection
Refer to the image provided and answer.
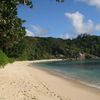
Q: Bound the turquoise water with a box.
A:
[34,59,100,89]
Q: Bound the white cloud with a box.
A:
[95,24,100,31]
[31,25,48,36]
[77,0,100,8]
[25,25,48,37]
[65,11,94,34]
[61,33,70,39]
[26,29,34,36]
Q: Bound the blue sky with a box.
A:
[18,0,100,39]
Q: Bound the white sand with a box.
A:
[0,61,100,100]
[32,59,63,63]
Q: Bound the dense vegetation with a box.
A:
[0,0,33,52]
[0,0,33,66]
[0,50,9,67]
[5,34,100,60]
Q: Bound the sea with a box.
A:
[34,59,100,89]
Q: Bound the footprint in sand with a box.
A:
[57,95,63,99]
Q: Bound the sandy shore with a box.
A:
[0,61,100,100]
[32,59,63,63]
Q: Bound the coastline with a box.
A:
[32,64,100,94]
[32,59,100,90]
[32,59,64,63]
[0,61,100,100]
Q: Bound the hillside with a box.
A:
[4,34,100,60]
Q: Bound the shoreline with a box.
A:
[31,64,100,94]
[30,62,100,100]
[31,59,100,91]
[0,61,100,100]
[32,59,64,63]
[32,58,100,63]
[19,59,100,91]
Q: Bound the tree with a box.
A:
[0,0,33,52]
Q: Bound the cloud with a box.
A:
[26,29,34,36]
[26,25,48,37]
[95,24,100,31]
[65,11,94,34]
[77,0,100,8]
[31,25,48,36]
[61,33,70,39]
[65,11,100,35]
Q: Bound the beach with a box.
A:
[0,61,100,100]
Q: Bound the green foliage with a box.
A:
[6,35,100,60]
[0,50,9,67]
[0,0,32,52]
[74,34,100,57]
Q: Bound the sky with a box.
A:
[18,0,100,39]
